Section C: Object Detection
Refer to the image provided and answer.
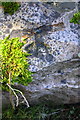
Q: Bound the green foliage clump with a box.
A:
[2,2,20,15]
[70,12,80,24]
[0,36,32,86]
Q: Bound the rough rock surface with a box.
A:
[16,58,80,105]
[0,2,80,108]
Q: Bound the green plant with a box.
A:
[2,2,20,15]
[0,36,32,85]
[70,12,80,24]
[0,36,32,108]
[2,103,80,120]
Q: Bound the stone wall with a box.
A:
[0,2,80,108]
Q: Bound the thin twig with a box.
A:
[41,109,63,118]
[13,88,30,108]
[7,83,30,108]
[7,83,19,107]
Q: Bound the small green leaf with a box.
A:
[0,36,32,87]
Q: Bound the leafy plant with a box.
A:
[70,12,80,24]
[0,36,32,85]
[0,36,32,108]
[2,2,20,15]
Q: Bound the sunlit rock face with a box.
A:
[1,2,80,108]
[17,58,80,105]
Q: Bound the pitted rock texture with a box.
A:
[1,2,80,107]
[27,27,79,72]
[0,2,79,71]
[14,58,80,105]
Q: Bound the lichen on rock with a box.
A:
[0,2,80,108]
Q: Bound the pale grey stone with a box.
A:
[1,2,80,109]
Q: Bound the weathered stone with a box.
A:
[7,23,13,28]
[1,2,80,109]
[14,58,80,106]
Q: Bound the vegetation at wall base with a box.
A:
[2,103,80,120]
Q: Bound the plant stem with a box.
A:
[7,83,30,108]
[9,72,15,109]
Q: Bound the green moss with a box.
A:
[2,2,20,15]
[70,12,80,24]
